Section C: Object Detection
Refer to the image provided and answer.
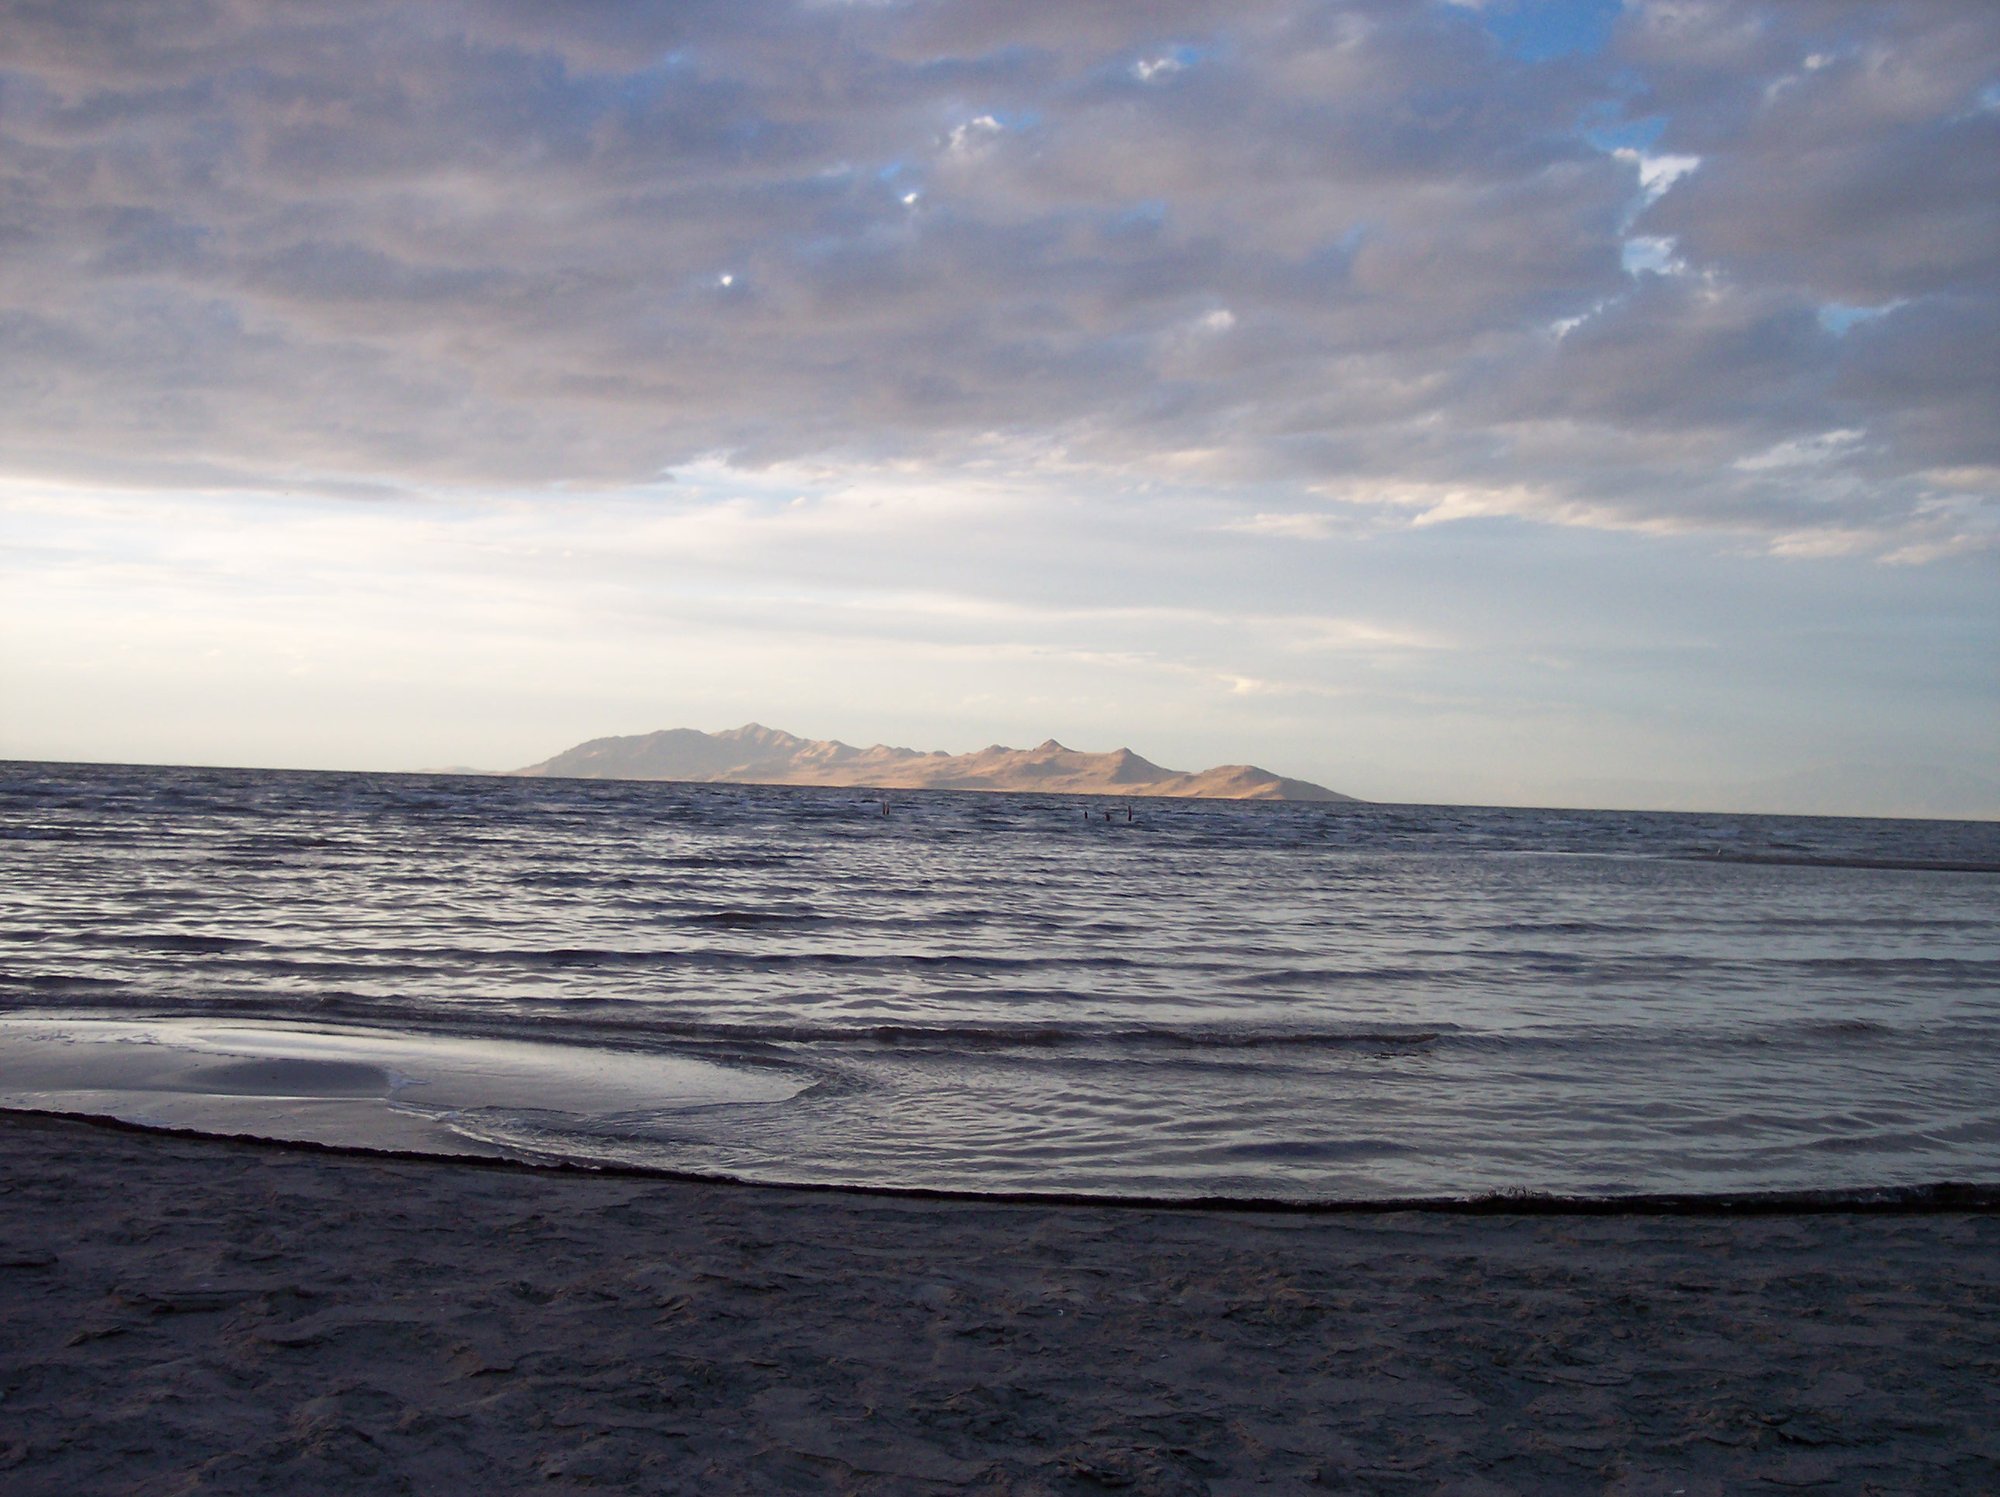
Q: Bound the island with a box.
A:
[513,723,1353,802]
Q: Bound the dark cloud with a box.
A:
[1629,2,2000,304]
[0,0,1993,553]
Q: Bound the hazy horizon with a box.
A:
[3,2,1994,818]
[12,720,1998,822]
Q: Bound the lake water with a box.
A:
[3,760,1997,1202]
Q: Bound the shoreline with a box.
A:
[8,1105,2000,1218]
[5,1111,1997,1493]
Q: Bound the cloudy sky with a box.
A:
[1,0,1995,813]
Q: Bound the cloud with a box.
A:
[0,0,1993,557]
[1616,148,1702,202]
[1734,428,1864,472]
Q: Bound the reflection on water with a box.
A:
[0,1017,803,1160]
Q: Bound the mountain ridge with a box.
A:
[514,724,1353,802]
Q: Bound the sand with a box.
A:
[2,1113,1996,1495]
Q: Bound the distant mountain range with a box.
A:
[515,724,1353,802]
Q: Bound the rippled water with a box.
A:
[3,760,1997,1200]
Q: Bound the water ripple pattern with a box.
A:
[3,761,1997,1199]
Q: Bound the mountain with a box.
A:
[514,724,1354,802]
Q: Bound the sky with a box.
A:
[1,0,1995,815]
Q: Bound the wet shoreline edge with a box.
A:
[9,1106,1995,1216]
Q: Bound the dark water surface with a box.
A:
[3,761,1997,1200]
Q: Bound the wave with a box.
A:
[14,997,1986,1067]
[94,932,271,954]
[682,909,828,929]
[10,1109,1998,1216]
[655,1020,1450,1054]
[1691,851,2000,874]
[0,998,1444,1056]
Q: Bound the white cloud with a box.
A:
[1224,512,1338,539]
[1616,148,1703,203]
[1735,428,1866,471]
[944,115,1005,157]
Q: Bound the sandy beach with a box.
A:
[2,1113,1996,1495]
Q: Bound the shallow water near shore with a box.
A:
[3,760,1997,1200]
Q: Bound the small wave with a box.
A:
[0,997,1448,1062]
[219,834,346,854]
[12,1112,1996,1214]
[1236,965,1436,988]
[683,909,825,929]
[1689,851,2000,874]
[647,853,798,870]
[96,932,269,955]
[574,1018,1448,1056]
[1,973,132,995]
[1422,1182,2000,1216]
[1799,1018,1895,1039]
[1794,956,1997,983]
[1469,920,1627,938]
[367,945,1150,976]
[1439,1017,1990,1057]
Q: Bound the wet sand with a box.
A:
[2,1112,1996,1494]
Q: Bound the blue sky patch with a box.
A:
[1470,0,1623,63]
